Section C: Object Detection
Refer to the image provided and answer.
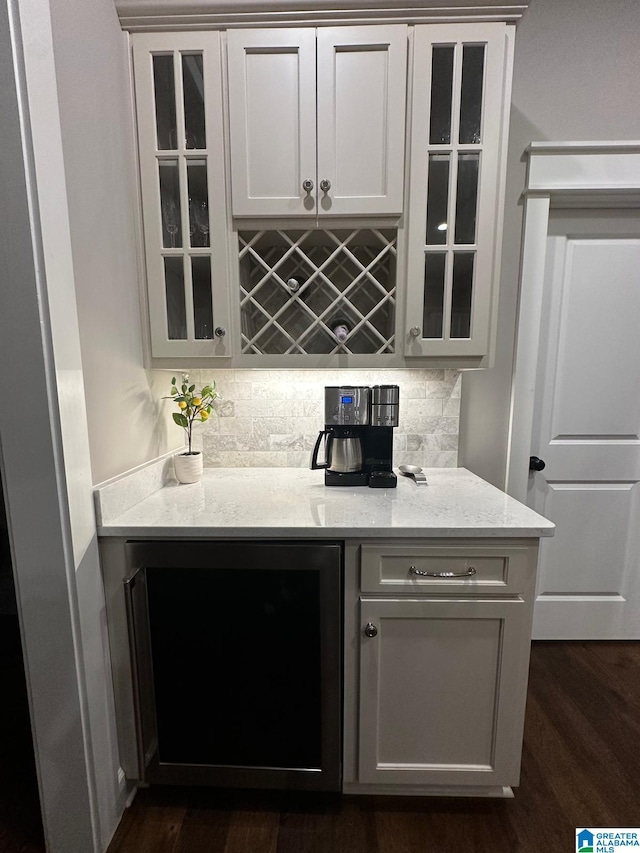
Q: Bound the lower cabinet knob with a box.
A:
[364,622,378,638]
[409,326,421,338]
[214,327,226,338]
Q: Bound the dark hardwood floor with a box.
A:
[107,641,640,853]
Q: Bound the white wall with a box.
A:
[459,0,640,488]
[46,0,640,490]
[40,0,185,844]
[0,0,120,849]
[48,0,177,486]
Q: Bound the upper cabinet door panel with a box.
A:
[227,28,317,217]
[133,32,231,358]
[227,25,408,219]
[404,23,514,359]
[316,25,408,216]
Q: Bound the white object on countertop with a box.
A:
[173,452,203,484]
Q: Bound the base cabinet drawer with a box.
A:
[360,543,532,595]
[357,597,531,787]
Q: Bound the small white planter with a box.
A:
[174,451,203,484]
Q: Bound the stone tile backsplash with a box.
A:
[180,369,460,469]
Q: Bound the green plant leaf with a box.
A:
[182,384,187,393]
[189,384,195,392]
[171,387,178,395]
[172,413,189,428]
[171,377,176,385]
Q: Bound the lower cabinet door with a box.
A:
[358,598,530,787]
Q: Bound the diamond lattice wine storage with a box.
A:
[164,374,219,483]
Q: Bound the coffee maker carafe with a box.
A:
[310,385,399,488]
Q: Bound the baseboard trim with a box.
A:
[342,783,514,798]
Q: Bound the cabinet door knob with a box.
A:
[529,456,546,472]
[302,178,314,193]
[364,622,378,638]
[214,327,226,338]
[319,178,331,193]
[409,326,421,337]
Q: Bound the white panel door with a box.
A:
[528,216,640,638]
[316,26,407,216]
[227,28,317,217]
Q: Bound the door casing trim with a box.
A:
[506,142,640,501]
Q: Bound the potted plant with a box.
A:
[165,374,219,483]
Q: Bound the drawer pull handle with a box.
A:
[409,565,477,579]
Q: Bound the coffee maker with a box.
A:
[310,385,400,488]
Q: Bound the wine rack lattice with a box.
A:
[238,229,397,355]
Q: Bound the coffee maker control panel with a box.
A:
[325,386,370,425]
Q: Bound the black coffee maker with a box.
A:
[310,385,399,488]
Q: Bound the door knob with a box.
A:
[364,623,378,638]
[214,327,226,338]
[529,456,546,472]
[302,179,314,193]
[319,178,331,193]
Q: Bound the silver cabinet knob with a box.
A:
[409,326,421,337]
[319,178,331,193]
[302,179,314,193]
[364,623,378,638]
[214,327,226,338]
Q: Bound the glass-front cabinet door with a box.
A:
[404,24,514,360]
[132,33,231,358]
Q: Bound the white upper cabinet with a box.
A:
[226,28,317,218]
[316,27,408,216]
[227,26,408,218]
[132,32,231,358]
[129,20,516,365]
[404,23,514,360]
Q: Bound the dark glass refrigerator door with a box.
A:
[126,540,342,791]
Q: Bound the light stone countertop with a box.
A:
[95,467,555,539]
